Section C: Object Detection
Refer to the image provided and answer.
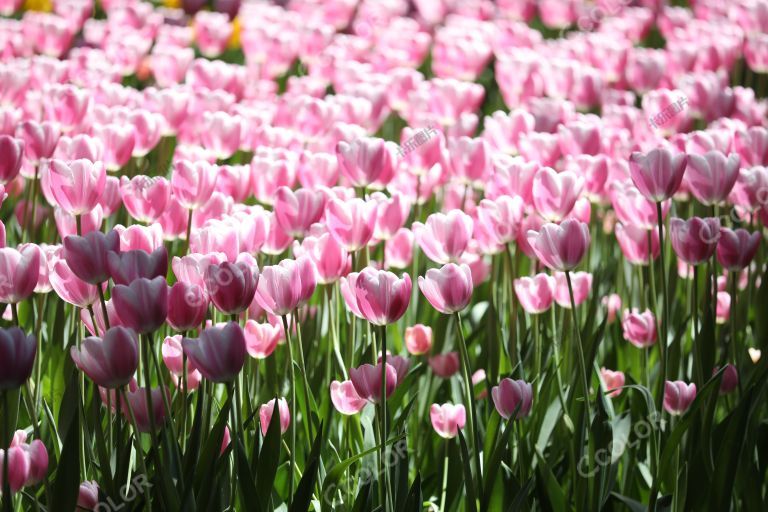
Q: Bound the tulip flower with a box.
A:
[0,433,48,492]
[527,219,590,272]
[349,363,397,403]
[532,167,584,222]
[628,147,688,202]
[183,322,247,382]
[107,246,168,286]
[663,381,696,415]
[404,324,433,355]
[491,378,533,420]
[205,260,259,315]
[600,368,625,398]
[350,267,411,326]
[430,403,466,438]
[167,283,208,332]
[17,121,59,163]
[293,233,348,284]
[111,277,168,334]
[685,151,740,206]
[62,230,120,284]
[243,320,282,359]
[602,294,622,324]
[70,326,139,388]
[0,135,23,185]
[122,386,169,432]
[418,263,473,314]
[412,210,474,265]
[429,352,460,378]
[716,291,730,324]
[475,195,525,246]
[514,274,556,314]
[615,223,660,265]
[77,481,99,511]
[46,159,106,216]
[259,398,291,436]
[669,217,720,266]
[715,364,738,395]
[254,257,316,317]
[325,197,378,251]
[622,309,657,348]
[384,228,414,269]
[48,256,99,308]
[554,271,592,309]
[717,228,760,271]
[171,160,218,210]
[0,246,41,304]
[330,380,367,415]
[274,186,327,238]
[119,175,171,224]
[336,137,396,188]
[0,327,36,390]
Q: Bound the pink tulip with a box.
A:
[129,110,163,158]
[70,326,139,389]
[259,397,290,436]
[514,273,556,314]
[405,324,433,355]
[526,219,590,272]
[384,228,414,269]
[615,223,660,266]
[663,380,696,415]
[0,246,41,304]
[171,160,218,210]
[200,111,242,160]
[167,283,208,331]
[685,151,740,206]
[325,197,377,251]
[733,127,768,167]
[430,402,466,439]
[183,322,246,382]
[205,260,259,315]
[120,176,171,223]
[716,291,731,325]
[62,229,120,284]
[0,433,48,492]
[122,386,169,432]
[173,252,227,289]
[372,192,409,241]
[717,228,761,271]
[243,320,282,359]
[77,481,99,511]
[554,271,592,308]
[610,182,670,230]
[602,294,622,324]
[107,247,168,286]
[429,352,460,378]
[111,277,168,334]
[729,166,768,212]
[46,159,105,216]
[0,327,36,390]
[669,217,720,266]
[0,136,23,184]
[532,167,584,222]
[330,380,367,415]
[491,378,533,420]
[628,147,688,202]
[413,210,473,265]
[418,263,473,314]
[622,309,657,348]
[350,267,411,326]
[92,123,134,171]
[600,368,625,398]
[448,136,490,184]
[715,364,738,395]
[336,137,396,188]
[48,254,98,308]
[294,233,348,284]
[114,224,164,253]
[274,186,327,238]
[476,195,525,246]
[349,363,397,403]
[254,257,316,316]
[16,121,59,163]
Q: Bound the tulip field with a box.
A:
[2,0,768,511]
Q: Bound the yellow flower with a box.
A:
[228,16,241,49]
[24,0,52,12]
[163,0,181,8]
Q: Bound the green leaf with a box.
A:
[534,449,568,512]
[403,473,422,512]
[290,421,324,512]
[255,397,283,512]
[458,430,478,512]
[236,436,260,512]
[51,394,80,512]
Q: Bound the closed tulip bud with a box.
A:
[602,294,622,324]
[171,160,218,210]
[615,222,660,266]
[70,326,139,389]
[532,167,584,222]
[430,403,466,439]
[330,380,367,415]
[715,364,739,395]
[183,322,246,382]
[717,228,761,271]
[17,120,60,163]
[349,363,397,403]
[111,277,168,334]
[63,229,120,284]
[527,219,590,272]
[205,261,259,315]
[325,197,378,251]
[122,386,170,432]
[293,233,348,285]
[514,273,556,314]
[384,228,414,269]
[46,159,106,216]
[600,368,625,397]
[259,398,291,436]
[418,263,473,314]
[428,352,460,378]
[716,291,731,324]
[77,481,99,511]
[0,327,36,390]
[0,246,41,304]
[337,137,396,188]
[669,217,720,266]
[622,309,657,348]
[274,186,327,238]
[554,271,592,308]
[491,378,533,420]
[629,147,688,202]
[404,324,433,355]
[254,257,315,317]
[685,151,740,206]
[243,320,282,359]
[352,267,411,326]
[167,283,208,331]
[663,380,696,415]
[0,135,23,185]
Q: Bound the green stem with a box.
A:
[281,315,296,504]
[454,312,482,500]
[565,271,592,463]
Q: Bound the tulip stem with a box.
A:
[76,214,82,237]
[10,303,17,327]
[280,315,296,505]
[378,325,392,512]
[120,388,152,512]
[2,391,11,512]
[564,271,592,465]
[655,202,668,416]
[292,310,314,438]
[439,439,449,512]
[454,312,482,497]
[550,307,573,432]
[98,285,110,331]
[184,209,193,255]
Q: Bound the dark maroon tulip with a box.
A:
[112,277,168,334]
[214,0,241,19]
[182,322,246,382]
[107,246,167,285]
[715,364,739,395]
[0,327,36,390]
[71,326,139,389]
[167,282,208,332]
[182,0,207,15]
[63,230,120,284]
[204,261,258,315]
